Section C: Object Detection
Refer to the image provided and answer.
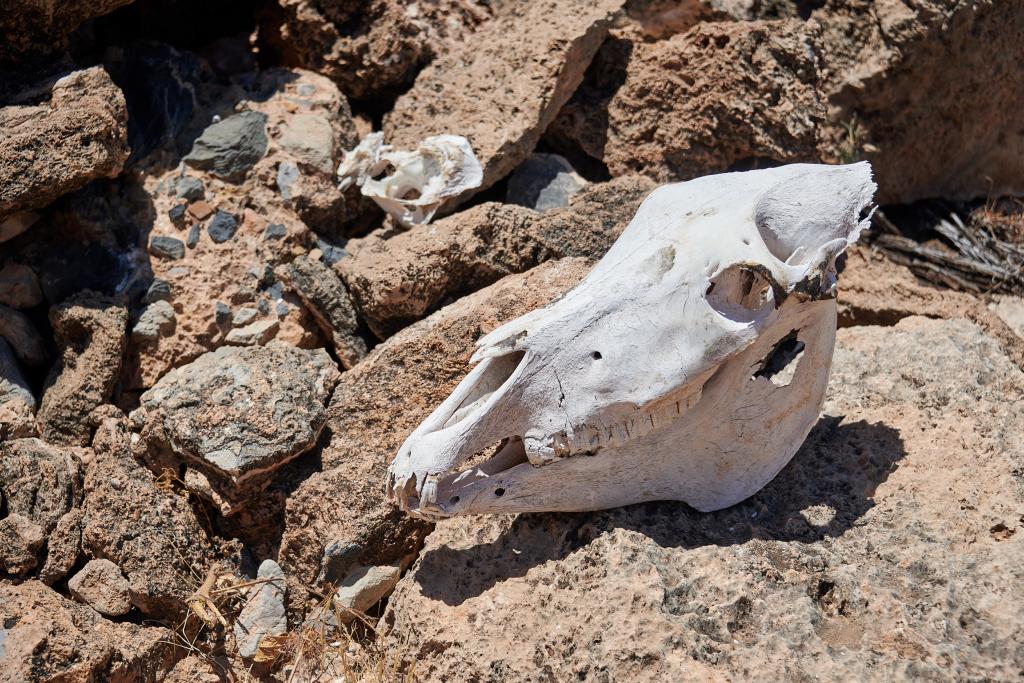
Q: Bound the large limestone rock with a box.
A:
[278,259,592,610]
[383,0,624,205]
[340,176,655,338]
[384,316,1024,680]
[37,291,127,445]
[0,581,179,683]
[267,0,495,100]
[0,67,129,226]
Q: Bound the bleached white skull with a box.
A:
[337,132,482,227]
[387,162,876,520]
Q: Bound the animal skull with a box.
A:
[337,132,483,227]
[387,162,876,520]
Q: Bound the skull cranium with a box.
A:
[387,162,876,520]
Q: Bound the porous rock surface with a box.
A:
[135,345,340,487]
[384,315,1024,681]
[278,258,592,609]
[0,67,129,224]
[67,558,133,617]
[384,0,624,203]
[0,1,135,64]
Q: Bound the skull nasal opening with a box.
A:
[706,264,776,323]
[442,350,526,429]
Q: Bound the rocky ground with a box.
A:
[1,0,1022,681]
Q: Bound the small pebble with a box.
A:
[207,211,238,243]
[142,278,172,304]
[275,300,289,317]
[186,223,200,248]
[214,301,231,327]
[149,235,185,260]
[168,203,188,227]
[265,282,284,300]
[257,299,270,315]
[317,239,346,265]
[232,307,259,327]
[175,176,205,201]
[263,223,287,240]
[188,200,214,221]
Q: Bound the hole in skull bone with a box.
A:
[443,350,526,429]
[706,264,775,322]
[494,487,506,497]
[592,351,602,360]
[752,330,805,387]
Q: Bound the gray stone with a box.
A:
[277,161,300,200]
[0,514,44,574]
[206,211,238,243]
[68,559,133,617]
[316,239,346,266]
[277,256,367,369]
[279,113,334,172]
[0,304,46,365]
[234,559,287,659]
[264,223,287,240]
[333,564,402,624]
[175,176,205,201]
[225,319,278,346]
[142,279,172,304]
[168,203,187,227]
[136,345,340,484]
[275,300,289,317]
[132,300,175,341]
[183,111,268,181]
[186,223,200,248]
[214,301,231,326]
[148,235,185,260]
[231,307,258,327]
[0,263,43,309]
[0,337,34,410]
[506,153,588,211]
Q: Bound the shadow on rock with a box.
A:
[413,415,905,606]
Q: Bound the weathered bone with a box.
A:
[387,163,876,520]
[337,132,483,227]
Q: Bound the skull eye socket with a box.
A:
[705,264,775,323]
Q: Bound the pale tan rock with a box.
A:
[0,513,44,574]
[333,564,403,623]
[68,558,133,617]
[0,67,129,224]
[384,316,1024,681]
[989,295,1024,339]
[384,0,624,205]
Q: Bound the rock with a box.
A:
[186,223,200,248]
[187,200,214,221]
[0,337,34,415]
[277,160,299,199]
[0,303,46,365]
[38,508,83,585]
[68,559,133,617]
[175,176,205,201]
[383,0,623,205]
[279,259,591,609]
[0,67,129,224]
[0,211,38,244]
[135,345,340,494]
[83,417,225,620]
[0,514,44,574]
[340,176,655,338]
[383,316,1024,680]
[276,256,367,368]
[132,300,176,341]
[142,279,172,304]
[0,581,180,682]
[234,559,287,659]
[184,111,269,182]
[279,113,335,172]
[266,0,495,100]
[990,295,1024,338]
[0,0,135,63]
[163,655,221,683]
[149,235,185,260]
[37,292,127,445]
[507,153,588,211]
[0,263,43,308]
[168,203,187,227]
[231,307,259,327]
[206,210,238,243]
[264,223,287,240]
[0,438,83,536]
[333,564,403,624]
[224,319,279,346]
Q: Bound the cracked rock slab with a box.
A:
[135,345,340,486]
[234,559,287,659]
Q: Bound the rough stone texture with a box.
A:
[383,0,624,204]
[0,67,129,223]
[279,258,592,610]
[267,0,495,101]
[183,111,269,182]
[384,316,1024,681]
[82,417,225,620]
[0,513,45,574]
[276,256,368,368]
[551,20,825,183]
[0,337,35,437]
[990,295,1024,339]
[0,262,43,308]
[37,291,127,446]
[507,153,588,211]
[334,564,403,623]
[135,345,340,489]
[38,507,83,585]
[340,176,655,338]
[0,438,83,536]
[0,0,135,63]
[0,581,179,683]
[68,558,133,616]
[234,559,288,659]
[132,300,176,341]
[123,69,357,391]
[554,1,1024,203]
[0,303,46,365]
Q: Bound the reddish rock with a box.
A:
[68,558,133,616]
